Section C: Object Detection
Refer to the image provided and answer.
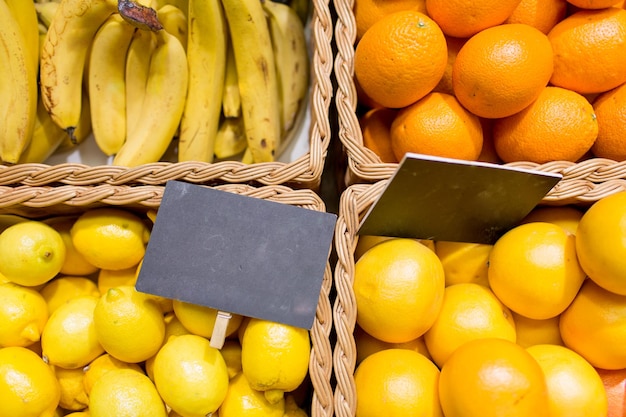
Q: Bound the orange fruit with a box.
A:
[592,81,626,161]
[359,107,399,163]
[425,0,522,38]
[492,86,598,163]
[526,344,608,417]
[575,191,626,295]
[560,279,626,370]
[487,222,586,319]
[354,0,428,41]
[434,240,492,287]
[505,0,568,34]
[390,92,483,161]
[353,238,445,343]
[595,367,626,417]
[548,8,626,94]
[452,23,554,119]
[439,338,550,417]
[354,325,431,365]
[354,349,443,417]
[567,0,624,8]
[354,10,447,109]
[432,35,467,96]
[512,312,564,348]
[519,205,584,236]
[423,283,516,367]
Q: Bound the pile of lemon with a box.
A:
[352,190,626,417]
[0,208,311,417]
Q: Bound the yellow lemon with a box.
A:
[434,240,492,287]
[512,311,563,348]
[93,286,165,363]
[519,206,584,236]
[526,344,608,417]
[354,324,431,365]
[354,349,443,417]
[576,191,626,295]
[0,282,48,347]
[45,216,99,276]
[0,272,9,284]
[64,413,90,417]
[83,353,144,395]
[53,365,89,411]
[0,346,61,417]
[70,208,150,271]
[41,295,104,369]
[219,372,285,417]
[144,312,192,381]
[153,334,229,417]
[241,318,310,404]
[487,222,586,319]
[355,235,435,260]
[89,368,167,417]
[97,266,138,295]
[221,339,243,379]
[424,283,517,367]
[172,299,243,339]
[354,238,445,343]
[39,276,100,315]
[0,221,66,287]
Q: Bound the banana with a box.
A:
[177,0,227,163]
[34,2,60,29]
[214,116,247,160]
[5,0,40,75]
[263,0,309,136]
[154,0,187,17]
[18,97,66,163]
[221,0,280,163]
[0,0,38,164]
[112,28,188,166]
[125,29,157,137]
[288,0,310,26]
[158,4,187,51]
[88,14,136,156]
[57,88,92,152]
[222,41,241,118]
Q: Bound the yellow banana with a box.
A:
[57,89,92,152]
[112,28,188,166]
[221,0,280,163]
[263,0,309,136]
[154,0,187,17]
[222,41,241,118]
[158,4,187,51]
[34,2,60,28]
[177,0,227,163]
[5,0,40,75]
[125,29,157,137]
[0,0,38,164]
[88,14,136,156]
[214,116,247,160]
[18,97,66,163]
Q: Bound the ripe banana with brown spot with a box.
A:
[177,0,227,163]
[57,89,92,152]
[221,0,281,163]
[112,28,188,166]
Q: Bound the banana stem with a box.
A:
[118,0,163,31]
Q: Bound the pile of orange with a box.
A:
[354,0,626,163]
[352,191,626,416]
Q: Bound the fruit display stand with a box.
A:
[332,0,626,203]
[0,183,334,417]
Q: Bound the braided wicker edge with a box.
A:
[332,0,626,205]
[0,0,333,191]
[0,183,335,417]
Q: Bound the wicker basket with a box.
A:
[332,0,626,204]
[0,183,334,417]
[0,0,334,191]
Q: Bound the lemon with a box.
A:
[0,282,48,347]
[241,318,310,404]
[97,265,138,294]
[219,372,285,417]
[70,208,150,271]
[145,312,192,380]
[41,295,104,369]
[89,368,167,417]
[221,339,243,379]
[519,206,583,236]
[0,272,9,284]
[39,276,100,315]
[153,334,229,416]
[0,346,61,417]
[64,413,90,417]
[53,365,89,411]
[172,299,243,339]
[83,353,144,395]
[45,216,99,276]
[434,240,492,287]
[93,285,165,363]
[0,221,66,287]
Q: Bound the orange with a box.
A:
[359,107,399,163]
[512,312,564,348]
[354,349,443,417]
[439,338,549,417]
[575,191,626,295]
[353,238,445,343]
[487,222,586,319]
[492,86,598,163]
[548,8,626,94]
[592,81,626,161]
[354,11,447,109]
[595,367,626,417]
[567,0,624,8]
[425,0,522,38]
[354,325,431,365]
[390,92,483,161]
[434,240,492,287]
[519,205,584,236]
[452,23,554,119]
[560,279,626,370]
[354,0,428,41]
[505,0,568,34]
[526,344,608,417]
[423,283,516,367]
[432,35,467,96]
